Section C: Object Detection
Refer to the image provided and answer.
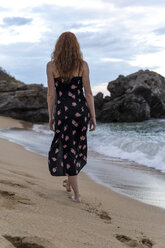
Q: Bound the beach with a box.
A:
[0,116,165,248]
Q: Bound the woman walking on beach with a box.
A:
[47,32,96,203]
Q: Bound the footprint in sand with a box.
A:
[9,170,37,179]
[25,180,36,186]
[0,179,27,188]
[3,235,56,248]
[0,190,32,209]
[0,179,48,200]
[81,201,111,223]
[115,234,153,248]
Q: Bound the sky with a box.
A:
[0,0,165,96]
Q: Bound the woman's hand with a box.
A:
[89,117,96,131]
[49,118,55,131]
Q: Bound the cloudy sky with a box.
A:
[0,0,165,95]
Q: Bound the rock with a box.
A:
[94,92,104,120]
[94,69,165,122]
[0,68,49,122]
[103,95,111,102]
[101,94,150,122]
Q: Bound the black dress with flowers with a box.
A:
[48,76,91,176]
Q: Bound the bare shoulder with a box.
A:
[46,60,53,70]
[82,60,89,69]
[47,61,57,77]
[82,60,89,74]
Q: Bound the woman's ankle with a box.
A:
[75,192,80,198]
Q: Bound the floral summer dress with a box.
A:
[48,76,91,176]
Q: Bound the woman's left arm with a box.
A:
[46,61,55,131]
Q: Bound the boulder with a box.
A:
[94,69,165,122]
[94,92,104,119]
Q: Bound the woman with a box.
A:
[46,31,96,203]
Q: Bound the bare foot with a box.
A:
[66,182,72,192]
[63,179,72,192]
[72,194,81,203]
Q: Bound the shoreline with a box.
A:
[0,116,165,247]
[1,118,165,210]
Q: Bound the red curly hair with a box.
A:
[51,31,84,82]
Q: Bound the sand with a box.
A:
[0,116,165,248]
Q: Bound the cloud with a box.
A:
[0,7,8,11]
[0,0,165,94]
[1,17,32,27]
[100,58,124,62]
[0,14,49,44]
[92,82,110,96]
[103,0,165,7]
[154,27,165,35]
[128,50,165,76]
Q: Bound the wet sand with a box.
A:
[0,116,165,248]
[86,150,165,209]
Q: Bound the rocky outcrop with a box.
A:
[0,68,49,122]
[94,70,165,122]
[1,67,165,123]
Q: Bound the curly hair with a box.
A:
[51,31,84,82]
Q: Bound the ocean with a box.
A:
[88,119,165,173]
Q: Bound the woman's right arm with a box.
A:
[82,61,96,131]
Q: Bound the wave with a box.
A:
[87,119,165,173]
